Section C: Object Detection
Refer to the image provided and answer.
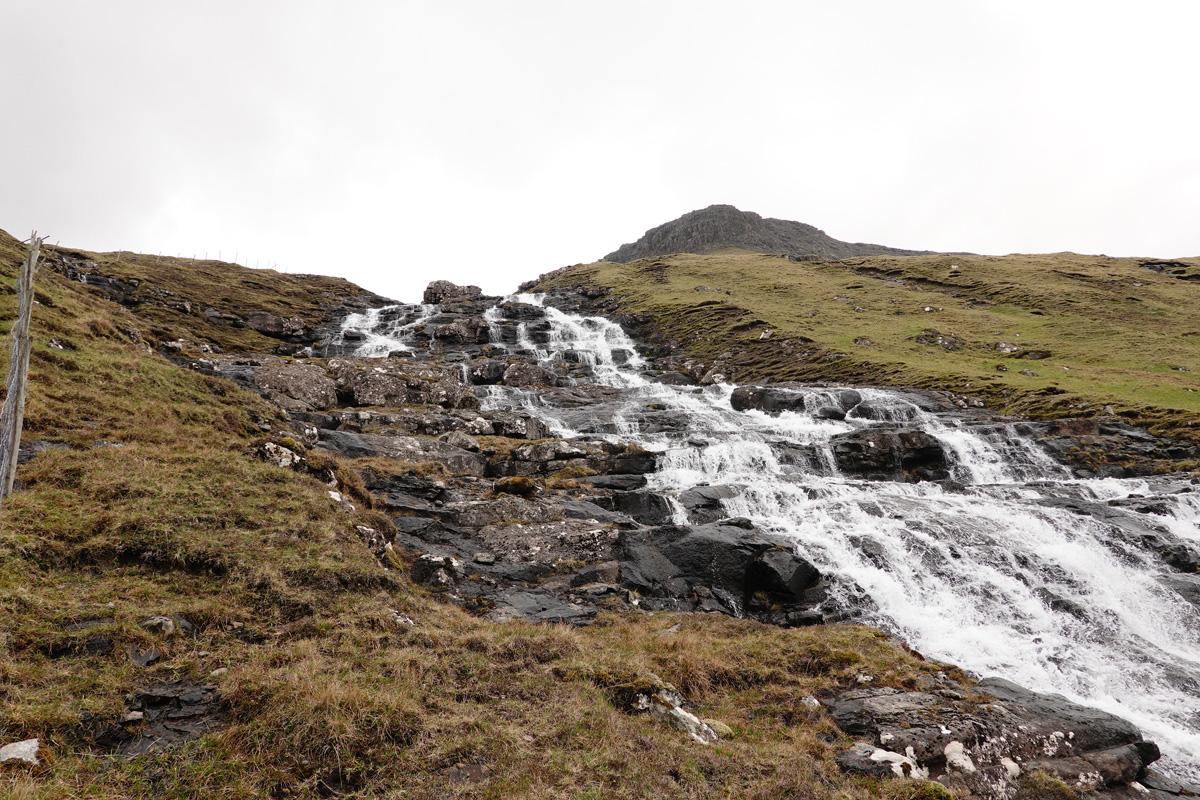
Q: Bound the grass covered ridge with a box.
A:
[531,249,1200,445]
[2,232,962,798]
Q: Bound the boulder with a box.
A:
[253,361,338,411]
[830,427,948,481]
[246,311,308,339]
[609,490,674,525]
[424,280,483,305]
[677,484,738,523]
[328,359,478,409]
[438,431,480,452]
[434,317,490,345]
[503,362,556,387]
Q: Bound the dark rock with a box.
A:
[609,491,674,525]
[1163,573,1200,609]
[830,427,948,481]
[653,371,698,386]
[677,484,738,523]
[128,645,161,667]
[486,589,595,625]
[578,474,648,491]
[424,280,483,305]
[835,742,905,777]
[560,500,636,527]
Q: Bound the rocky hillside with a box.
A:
[1,228,1197,799]
[529,248,1200,467]
[602,205,936,262]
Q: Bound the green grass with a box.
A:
[531,249,1200,448]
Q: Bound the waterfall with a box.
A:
[337,296,1200,781]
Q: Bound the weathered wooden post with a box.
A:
[0,232,43,505]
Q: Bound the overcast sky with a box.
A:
[3,1,1197,302]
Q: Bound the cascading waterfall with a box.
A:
[339,294,1200,780]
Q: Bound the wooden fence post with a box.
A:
[0,232,43,505]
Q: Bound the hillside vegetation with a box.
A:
[530,249,1200,452]
[0,229,964,799]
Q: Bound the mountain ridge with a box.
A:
[603,204,939,263]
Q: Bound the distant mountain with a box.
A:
[602,204,937,262]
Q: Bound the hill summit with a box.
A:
[602,204,936,262]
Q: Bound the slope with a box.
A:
[0,229,967,799]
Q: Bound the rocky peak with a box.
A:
[602,204,936,262]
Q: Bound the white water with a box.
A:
[340,295,1200,780]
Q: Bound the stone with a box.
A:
[128,645,161,667]
[609,490,674,525]
[412,554,464,588]
[140,616,176,637]
[209,668,228,678]
[434,317,490,344]
[255,441,303,468]
[438,430,481,452]
[246,311,308,338]
[424,280,483,305]
[0,738,42,766]
[253,361,338,412]
[502,362,556,387]
[830,427,949,481]
[677,484,738,524]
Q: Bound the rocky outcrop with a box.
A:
[602,204,936,263]
[830,678,1162,798]
[423,280,483,305]
[830,427,950,482]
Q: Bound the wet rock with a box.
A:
[608,490,674,525]
[654,371,698,386]
[677,484,737,523]
[1162,573,1200,609]
[486,589,595,625]
[424,280,483,305]
[502,362,556,387]
[830,427,949,481]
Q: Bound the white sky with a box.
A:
[2,1,1197,303]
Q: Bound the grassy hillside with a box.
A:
[530,250,1200,448]
[0,231,961,799]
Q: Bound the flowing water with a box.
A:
[340,294,1200,779]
